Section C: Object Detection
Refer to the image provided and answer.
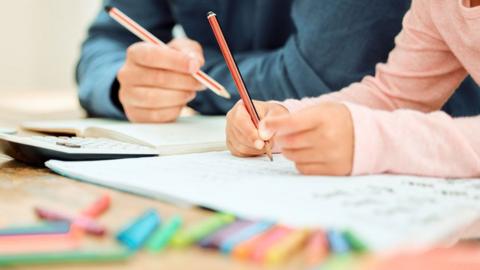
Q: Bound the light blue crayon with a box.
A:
[116,209,161,251]
[326,230,350,254]
[219,221,273,254]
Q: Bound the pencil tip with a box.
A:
[104,6,113,13]
[207,11,216,18]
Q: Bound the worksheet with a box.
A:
[46,151,480,251]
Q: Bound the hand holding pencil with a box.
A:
[226,101,288,158]
[105,6,230,123]
[207,11,274,161]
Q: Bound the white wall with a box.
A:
[0,0,101,92]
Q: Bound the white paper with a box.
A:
[46,151,480,251]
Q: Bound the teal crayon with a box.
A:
[0,222,70,237]
[116,209,160,250]
[147,215,182,252]
[0,248,131,266]
[171,213,235,248]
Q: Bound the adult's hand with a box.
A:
[117,38,206,123]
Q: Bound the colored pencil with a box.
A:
[105,6,231,99]
[207,11,273,161]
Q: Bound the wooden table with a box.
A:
[0,90,304,270]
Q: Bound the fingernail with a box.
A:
[259,129,272,141]
[258,122,272,140]
[254,140,265,150]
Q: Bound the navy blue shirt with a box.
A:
[77,0,480,119]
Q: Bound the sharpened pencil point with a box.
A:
[104,6,113,13]
[207,11,216,18]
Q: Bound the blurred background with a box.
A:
[0,0,100,91]
[0,0,101,118]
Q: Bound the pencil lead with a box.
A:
[104,6,113,13]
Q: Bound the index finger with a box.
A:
[127,42,197,74]
[260,110,318,138]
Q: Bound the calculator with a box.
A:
[0,134,158,166]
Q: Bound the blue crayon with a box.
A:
[116,209,161,250]
[219,221,273,254]
[326,230,350,254]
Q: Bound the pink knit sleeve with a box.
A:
[280,0,480,177]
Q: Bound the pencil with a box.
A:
[105,6,231,99]
[207,11,273,161]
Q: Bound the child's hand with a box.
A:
[226,100,289,157]
[259,102,354,176]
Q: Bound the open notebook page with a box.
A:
[46,151,480,251]
[87,116,226,154]
[22,116,227,154]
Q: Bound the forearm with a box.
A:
[345,103,480,178]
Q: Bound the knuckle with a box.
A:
[117,66,128,83]
[283,135,299,147]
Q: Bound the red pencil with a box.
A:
[207,11,273,161]
[105,6,230,99]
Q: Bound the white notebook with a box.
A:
[22,116,227,155]
[46,151,480,251]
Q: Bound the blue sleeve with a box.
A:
[188,0,410,115]
[76,0,175,119]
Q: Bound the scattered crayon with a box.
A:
[0,221,70,236]
[81,194,111,218]
[327,230,350,254]
[0,248,132,266]
[220,221,273,254]
[35,207,106,236]
[250,226,293,262]
[0,228,81,254]
[198,220,253,249]
[306,229,330,265]
[232,226,276,260]
[171,213,235,248]
[265,229,309,265]
[342,230,368,253]
[116,209,160,251]
[147,215,183,252]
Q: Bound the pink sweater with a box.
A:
[281,0,480,178]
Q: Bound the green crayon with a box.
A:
[171,213,235,248]
[342,230,369,253]
[147,215,183,252]
[0,248,132,266]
